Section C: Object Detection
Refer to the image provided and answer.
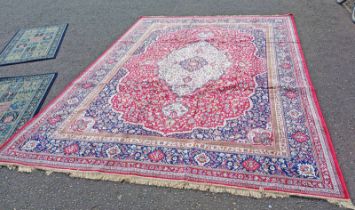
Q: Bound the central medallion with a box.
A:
[110,27,265,134]
[158,41,231,97]
[179,56,208,72]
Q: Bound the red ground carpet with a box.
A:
[0,14,352,208]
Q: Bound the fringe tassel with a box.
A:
[4,164,355,209]
[327,199,355,210]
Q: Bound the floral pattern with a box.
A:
[111,27,264,134]
[0,16,349,200]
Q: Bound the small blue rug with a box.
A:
[0,24,67,66]
[0,73,57,144]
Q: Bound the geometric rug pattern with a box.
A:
[0,73,57,144]
[0,24,67,66]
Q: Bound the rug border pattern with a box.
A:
[0,14,352,206]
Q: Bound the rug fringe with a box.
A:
[67,170,286,199]
[3,164,355,209]
[327,199,355,210]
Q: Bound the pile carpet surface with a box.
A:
[0,24,67,66]
[0,15,351,205]
[0,73,56,144]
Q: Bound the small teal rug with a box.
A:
[0,24,67,66]
[0,73,56,144]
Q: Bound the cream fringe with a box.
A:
[2,164,354,209]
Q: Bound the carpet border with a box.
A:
[1,160,354,209]
[31,72,58,117]
[0,14,353,208]
[288,14,350,200]
[0,16,142,150]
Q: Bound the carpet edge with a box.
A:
[1,163,354,209]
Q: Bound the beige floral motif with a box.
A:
[194,153,210,166]
[297,163,316,178]
[162,102,189,118]
[22,140,39,151]
[106,145,121,158]
[158,41,231,96]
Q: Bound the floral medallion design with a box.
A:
[0,16,350,203]
[179,56,208,72]
[110,27,264,134]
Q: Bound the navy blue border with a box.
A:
[0,29,20,63]
[32,72,57,116]
[51,24,68,61]
[0,24,68,67]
